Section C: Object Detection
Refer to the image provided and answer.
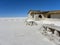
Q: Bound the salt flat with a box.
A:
[0,18,55,45]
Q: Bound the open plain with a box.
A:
[0,17,55,45]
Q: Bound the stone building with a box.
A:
[26,10,60,45]
[28,10,60,21]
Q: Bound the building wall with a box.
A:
[51,14,60,19]
[34,14,39,20]
[28,14,33,19]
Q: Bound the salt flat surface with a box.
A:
[0,18,55,45]
[42,19,60,26]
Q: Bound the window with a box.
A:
[47,15,51,18]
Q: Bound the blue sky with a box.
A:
[0,0,60,17]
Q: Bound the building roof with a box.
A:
[28,10,60,15]
[28,10,49,14]
[47,10,60,14]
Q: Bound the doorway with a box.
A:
[38,15,42,18]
